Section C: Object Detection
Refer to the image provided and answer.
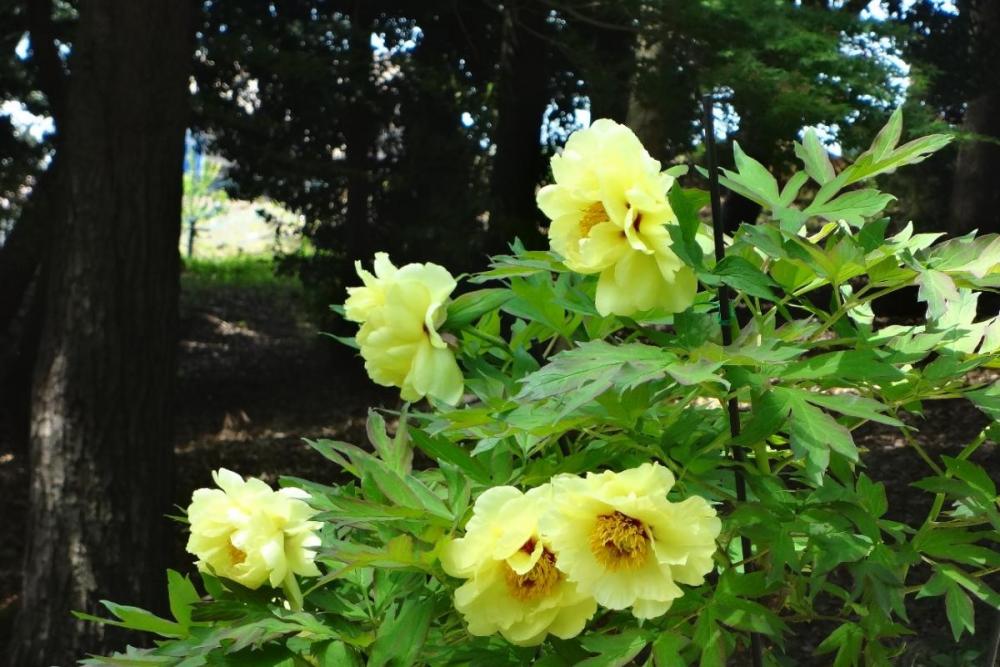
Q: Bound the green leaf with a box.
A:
[816,622,863,667]
[731,141,780,206]
[813,532,874,574]
[517,340,675,416]
[314,641,364,667]
[669,186,709,245]
[857,217,891,253]
[871,107,904,160]
[782,349,904,383]
[791,389,902,426]
[368,597,434,667]
[367,410,412,476]
[706,255,780,301]
[942,456,997,499]
[409,429,492,485]
[856,474,889,518]
[804,189,895,227]
[665,359,728,387]
[444,288,513,329]
[917,269,960,321]
[733,390,792,447]
[320,332,359,350]
[166,570,199,630]
[778,387,858,479]
[652,632,687,667]
[713,595,788,637]
[779,171,809,206]
[939,563,1000,608]
[839,109,952,187]
[579,629,649,667]
[968,383,1000,420]
[73,602,184,638]
[925,233,1000,280]
[945,583,976,641]
[796,129,836,185]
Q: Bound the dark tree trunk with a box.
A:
[576,7,637,124]
[722,192,763,234]
[489,0,549,249]
[950,0,1000,236]
[7,0,191,663]
[343,3,378,263]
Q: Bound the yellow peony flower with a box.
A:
[186,469,322,602]
[536,119,698,317]
[343,251,397,323]
[539,462,720,619]
[440,485,597,646]
[346,254,464,405]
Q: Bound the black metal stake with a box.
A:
[702,94,765,667]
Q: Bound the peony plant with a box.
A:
[83,111,1000,666]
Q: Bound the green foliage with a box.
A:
[181,255,294,290]
[86,113,1000,665]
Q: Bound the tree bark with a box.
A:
[343,1,378,262]
[7,0,191,663]
[626,34,667,158]
[488,0,549,249]
[950,0,1000,236]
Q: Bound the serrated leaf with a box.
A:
[782,349,903,383]
[778,387,858,479]
[516,340,675,416]
[804,189,895,227]
[792,389,901,426]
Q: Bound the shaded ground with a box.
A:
[0,264,394,653]
[0,267,996,663]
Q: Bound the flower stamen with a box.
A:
[504,544,561,602]
[589,511,650,571]
[227,540,247,566]
[579,201,608,237]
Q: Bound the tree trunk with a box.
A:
[950,0,1000,236]
[488,0,549,249]
[343,2,378,263]
[626,35,667,158]
[577,6,637,124]
[7,0,191,663]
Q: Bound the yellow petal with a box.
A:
[407,339,464,405]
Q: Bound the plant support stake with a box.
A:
[702,93,764,667]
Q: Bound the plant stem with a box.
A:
[703,93,764,667]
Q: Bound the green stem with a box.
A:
[920,431,989,529]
